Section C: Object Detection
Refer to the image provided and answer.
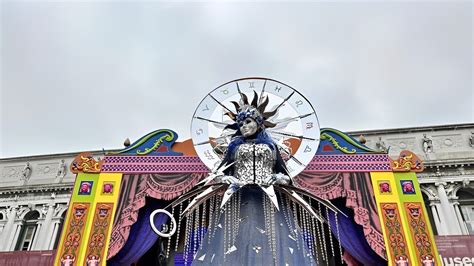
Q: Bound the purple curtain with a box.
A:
[295,172,386,259]
[108,172,387,264]
[108,198,168,265]
[108,173,205,259]
[328,204,387,265]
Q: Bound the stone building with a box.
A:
[0,153,100,252]
[0,123,472,254]
[351,123,474,236]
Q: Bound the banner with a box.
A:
[436,236,474,266]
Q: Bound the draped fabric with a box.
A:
[108,173,207,259]
[327,203,387,265]
[108,171,386,263]
[108,198,168,265]
[294,172,386,259]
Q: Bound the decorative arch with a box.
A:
[419,185,439,201]
[22,210,40,220]
[456,186,474,201]
[17,207,33,220]
[0,209,7,221]
[15,210,40,251]
[55,204,69,218]
[452,180,474,199]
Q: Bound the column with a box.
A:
[8,222,22,251]
[0,221,6,235]
[31,223,42,250]
[36,204,55,250]
[453,202,469,235]
[0,207,17,251]
[429,202,443,234]
[435,182,462,234]
[48,220,60,250]
[48,207,66,250]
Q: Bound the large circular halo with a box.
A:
[191,77,321,177]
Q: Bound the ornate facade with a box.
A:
[0,123,472,255]
[0,153,100,252]
[352,123,474,236]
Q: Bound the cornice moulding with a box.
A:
[0,184,73,195]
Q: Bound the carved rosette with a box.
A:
[391,150,424,172]
[70,152,102,174]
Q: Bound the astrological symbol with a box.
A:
[304,145,312,153]
[295,100,303,107]
[306,122,313,129]
[196,129,203,135]
[249,82,255,88]
[221,89,229,95]
[204,150,215,160]
[274,86,282,92]
[202,105,209,112]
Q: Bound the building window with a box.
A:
[15,211,40,251]
[460,205,474,234]
[458,188,474,235]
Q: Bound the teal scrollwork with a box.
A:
[108,129,181,156]
[136,133,174,155]
[320,132,356,154]
[320,128,380,154]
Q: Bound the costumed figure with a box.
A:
[150,89,346,265]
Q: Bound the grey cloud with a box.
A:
[1,1,472,157]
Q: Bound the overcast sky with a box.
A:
[0,1,472,158]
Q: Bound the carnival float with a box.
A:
[55,78,439,265]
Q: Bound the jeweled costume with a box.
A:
[234,143,275,184]
[192,137,316,265]
[153,91,344,266]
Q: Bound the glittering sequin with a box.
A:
[234,143,275,185]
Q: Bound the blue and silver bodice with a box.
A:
[233,143,276,185]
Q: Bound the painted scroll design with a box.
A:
[320,132,356,154]
[71,152,102,174]
[380,203,411,263]
[319,128,381,154]
[391,150,424,172]
[58,203,90,266]
[404,202,437,265]
[85,203,114,266]
[107,129,182,156]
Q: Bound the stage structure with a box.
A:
[55,78,440,265]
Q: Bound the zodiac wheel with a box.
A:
[191,77,321,177]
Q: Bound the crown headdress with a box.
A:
[226,91,277,128]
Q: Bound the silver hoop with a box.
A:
[149,209,177,238]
